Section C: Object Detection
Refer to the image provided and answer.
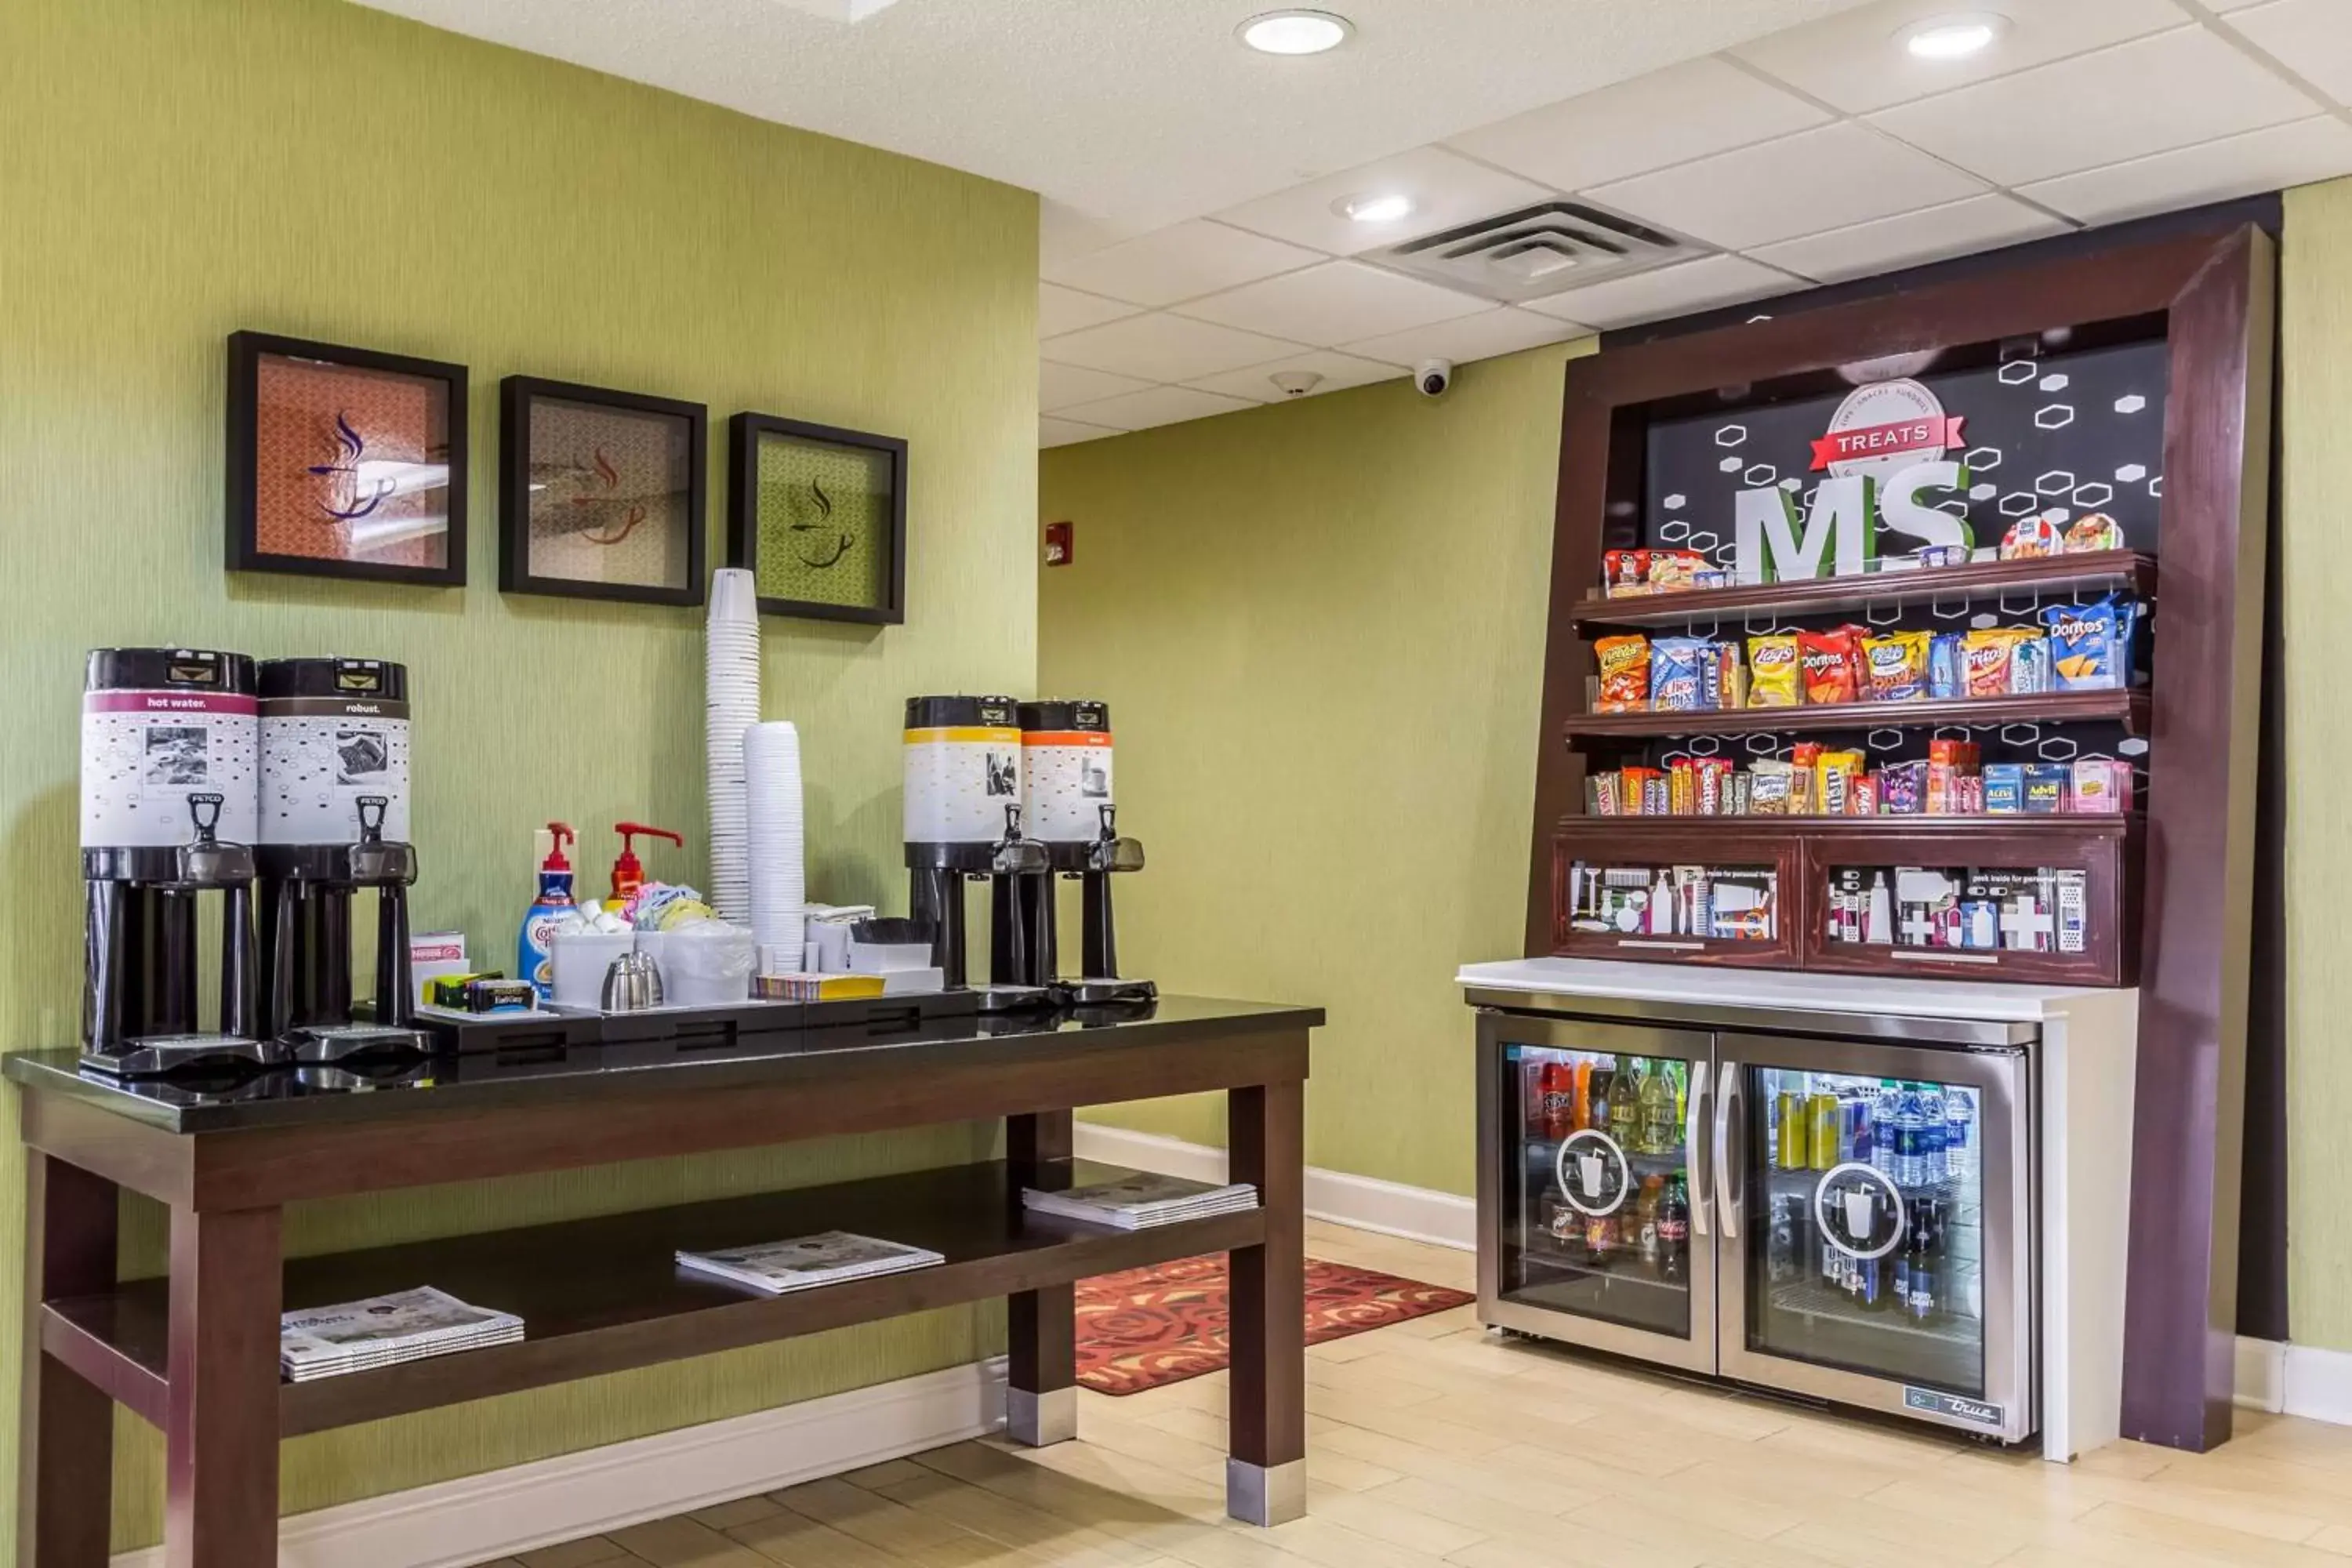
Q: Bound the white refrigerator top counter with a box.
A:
[1459,956,2118,1025]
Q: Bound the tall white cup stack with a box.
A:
[706,569,761,924]
[743,720,806,960]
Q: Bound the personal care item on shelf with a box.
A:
[1864,872,1893,946]
[1647,549,1707,591]
[1022,1173,1259,1230]
[604,822,684,909]
[1594,635,1650,712]
[2071,757,2132,812]
[754,971,887,1001]
[2042,595,2137,691]
[2000,515,2061,559]
[1650,638,1711,712]
[1862,631,1932,702]
[2022,764,2070,814]
[1747,634,1801,708]
[677,1232,946,1294]
[1983,764,2025,815]
[279,1287,524,1382]
[517,822,577,1000]
[1798,626,1865,706]
[1878,760,1928,815]
[2063,512,2124,553]
[2056,869,2089,953]
[1927,633,1964,700]
[1708,869,1777,940]
[706,568,761,924]
[1650,869,1675,935]
[410,932,470,1007]
[1603,549,1649,597]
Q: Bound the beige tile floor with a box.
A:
[476,1221,2352,1568]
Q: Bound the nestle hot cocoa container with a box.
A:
[1017,699,1113,854]
[81,648,260,848]
[257,658,411,845]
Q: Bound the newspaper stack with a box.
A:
[676,1232,946,1295]
[1022,1173,1260,1230]
[279,1287,524,1383]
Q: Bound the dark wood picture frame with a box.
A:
[727,411,908,626]
[500,376,707,608]
[1525,224,2276,1454]
[225,331,469,588]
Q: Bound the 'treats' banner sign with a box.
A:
[1737,378,1973,583]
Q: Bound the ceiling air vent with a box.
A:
[1374,200,1707,305]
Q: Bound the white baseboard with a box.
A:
[112,1357,1005,1568]
[2239,1337,2352,1428]
[1072,1122,1475,1251]
[2236,1335,2288,1413]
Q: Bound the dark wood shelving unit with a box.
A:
[39,1159,1262,1439]
[1566,550,2156,630]
[1563,688,2148,741]
[1561,812,2138,836]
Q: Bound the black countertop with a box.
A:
[3,994,1322,1135]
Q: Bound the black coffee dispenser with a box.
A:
[902,695,1051,991]
[1011,701,1150,1002]
[78,648,270,1075]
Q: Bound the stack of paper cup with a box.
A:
[744,720,806,959]
[706,568,761,924]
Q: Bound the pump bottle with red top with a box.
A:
[517,822,576,999]
[607,822,683,908]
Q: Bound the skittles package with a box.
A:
[2041,595,2138,691]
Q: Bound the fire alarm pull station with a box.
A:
[1044,520,1073,567]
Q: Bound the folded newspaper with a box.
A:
[675,1231,946,1295]
[279,1287,524,1383]
[1022,1172,1259,1229]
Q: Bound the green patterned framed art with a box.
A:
[726,412,906,625]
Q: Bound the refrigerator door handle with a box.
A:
[1715,1059,1743,1240]
[1688,1058,1714,1237]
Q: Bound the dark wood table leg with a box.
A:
[165,1205,281,1568]
[1004,1109,1076,1446]
[24,1152,118,1567]
[1226,1076,1305,1526]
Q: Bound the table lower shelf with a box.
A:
[42,1159,1263,1439]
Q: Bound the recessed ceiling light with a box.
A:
[1239,9,1352,56]
[1338,193,1414,224]
[1901,13,2008,60]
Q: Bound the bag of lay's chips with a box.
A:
[1650,637,1712,711]
[1797,626,1865,706]
[1594,635,1650,712]
[1748,634,1801,707]
[2041,595,2138,691]
[1860,630,1931,702]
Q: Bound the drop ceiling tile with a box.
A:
[1749,194,2071,284]
[1054,385,1259,433]
[1040,416,1120,448]
[2230,0,2352,107]
[1734,0,2191,115]
[1586,123,1985,251]
[2209,0,2275,9]
[1041,311,1305,382]
[1040,360,1155,412]
[1521,254,1802,329]
[2017,114,2352,223]
[1183,350,1404,404]
[1175,260,1492,347]
[1042,220,1325,308]
[1039,282,1140,339]
[1867,27,2320,187]
[1210,147,1555,258]
[1343,307,1586,367]
[1446,56,1831,192]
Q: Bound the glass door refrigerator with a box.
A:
[1475,1004,2035,1443]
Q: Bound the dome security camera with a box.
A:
[1415,358,1454,398]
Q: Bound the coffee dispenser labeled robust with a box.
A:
[1018,700,1147,998]
[903,695,1047,989]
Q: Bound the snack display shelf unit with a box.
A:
[1563,688,2148,741]
[1564,550,2157,631]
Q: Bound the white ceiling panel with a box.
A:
[1174,260,1492,347]
[1521,253,1802,328]
[1210,147,1555,258]
[1734,0,2192,115]
[2017,114,2352,222]
[1038,283,1138,339]
[1868,27,2320,186]
[2229,0,2352,107]
[1040,312,1305,383]
[1750,194,2071,283]
[1039,360,1154,412]
[1586,122,1986,249]
[2209,0,2281,9]
[1443,56,1828,192]
[1040,220,1323,308]
[1344,307,1587,367]
[1184,350,1405,404]
[1054,385,1259,432]
[1040,415,1119,448]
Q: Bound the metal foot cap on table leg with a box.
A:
[1007,1386,1076,1446]
[1226,1457,1305,1526]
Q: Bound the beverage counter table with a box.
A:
[8,993,1321,1566]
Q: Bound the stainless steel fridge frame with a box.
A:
[1473,990,2038,1444]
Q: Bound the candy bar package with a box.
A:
[1798,626,1865,706]
[1747,634,1802,708]
[1861,630,1931,702]
[1595,634,1650,712]
[1878,759,1928,814]
[1712,641,1748,710]
[2041,594,2138,691]
[1815,750,1864,817]
[1650,637,1712,711]
[1962,627,2036,698]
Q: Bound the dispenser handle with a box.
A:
[187,792,224,844]
[357,795,388,844]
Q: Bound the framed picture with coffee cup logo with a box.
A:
[727,412,906,626]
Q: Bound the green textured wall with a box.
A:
[1037,342,1591,1196]
[2281,178,2352,1355]
[0,0,1036,1554]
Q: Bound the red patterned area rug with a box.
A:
[1074,1254,1475,1396]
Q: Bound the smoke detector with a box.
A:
[1269,370,1324,397]
[1374,199,1709,305]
